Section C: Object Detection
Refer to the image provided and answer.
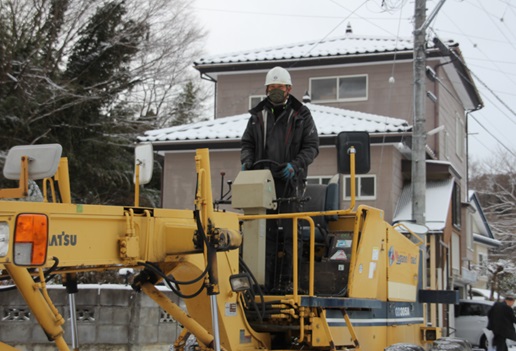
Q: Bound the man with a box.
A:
[241,66,319,293]
[487,294,516,351]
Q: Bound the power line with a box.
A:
[193,7,353,20]
[429,1,516,157]
[440,55,516,157]
[465,64,516,126]
[469,113,516,157]
[298,1,370,58]
[475,0,516,52]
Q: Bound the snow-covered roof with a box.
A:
[470,288,503,301]
[393,178,454,232]
[468,190,499,247]
[138,103,411,144]
[195,34,439,66]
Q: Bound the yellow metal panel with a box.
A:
[311,317,332,347]
[120,236,139,258]
[387,281,418,300]
[47,210,129,266]
[386,324,427,346]
[386,225,420,302]
[327,215,355,232]
[348,207,387,301]
[330,325,387,349]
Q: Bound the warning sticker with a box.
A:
[240,330,252,344]
[225,303,237,316]
[372,247,379,261]
[330,250,347,261]
[368,262,376,279]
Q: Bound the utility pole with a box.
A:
[412,0,427,226]
[412,0,448,330]
[412,0,447,225]
[412,0,431,326]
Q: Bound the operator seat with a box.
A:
[300,180,339,244]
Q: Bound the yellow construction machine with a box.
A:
[0,132,458,351]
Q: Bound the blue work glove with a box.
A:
[281,163,295,180]
[241,162,252,171]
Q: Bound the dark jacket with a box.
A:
[240,95,319,182]
[487,300,516,340]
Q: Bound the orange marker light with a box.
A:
[14,214,48,266]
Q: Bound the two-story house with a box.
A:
[138,30,486,334]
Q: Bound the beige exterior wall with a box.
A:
[368,145,404,222]
[162,150,241,210]
[162,151,198,209]
[216,72,266,118]
[216,60,440,132]
[433,73,468,201]
[216,62,421,121]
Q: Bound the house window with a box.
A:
[466,210,473,250]
[306,176,332,185]
[343,175,376,200]
[478,253,487,276]
[249,95,266,109]
[455,113,465,160]
[310,75,367,102]
[443,130,450,160]
[452,233,460,271]
[452,182,461,228]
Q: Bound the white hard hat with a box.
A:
[265,66,292,86]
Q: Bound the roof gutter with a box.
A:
[473,233,501,248]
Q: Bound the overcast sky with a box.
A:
[192,0,516,163]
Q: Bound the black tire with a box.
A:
[479,333,488,351]
[431,337,472,350]
[385,344,424,351]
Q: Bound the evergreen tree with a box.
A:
[0,0,204,205]
[49,1,148,204]
[170,81,202,126]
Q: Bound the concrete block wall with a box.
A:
[0,284,181,351]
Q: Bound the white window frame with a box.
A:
[309,75,368,103]
[478,252,487,276]
[343,174,376,200]
[306,176,332,185]
[249,95,266,109]
[452,232,460,272]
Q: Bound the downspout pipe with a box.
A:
[200,72,217,119]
